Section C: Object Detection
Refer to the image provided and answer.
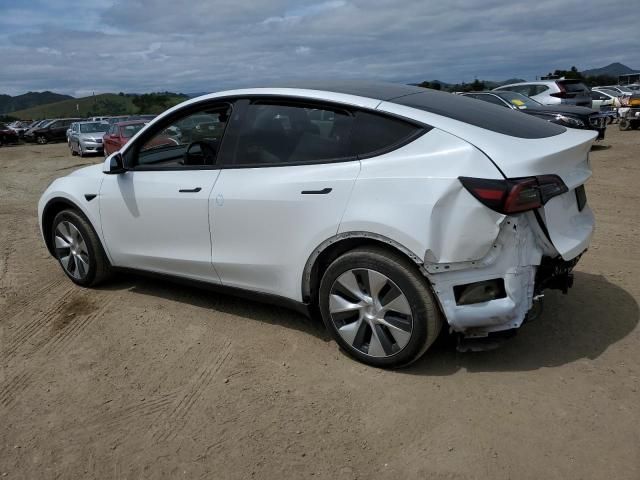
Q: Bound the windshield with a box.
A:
[80,122,109,133]
[121,123,145,138]
[495,91,542,109]
[599,89,621,97]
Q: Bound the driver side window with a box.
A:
[135,103,231,169]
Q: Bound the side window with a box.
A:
[351,111,422,157]
[135,104,230,168]
[49,121,60,129]
[528,85,545,96]
[233,103,353,165]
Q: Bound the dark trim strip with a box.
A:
[111,267,312,318]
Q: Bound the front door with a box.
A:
[99,102,232,282]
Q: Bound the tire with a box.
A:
[78,144,84,157]
[619,118,632,131]
[51,209,111,287]
[36,135,47,144]
[70,143,78,156]
[319,246,442,368]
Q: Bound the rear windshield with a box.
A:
[121,124,145,138]
[80,122,109,133]
[393,90,566,139]
[558,81,589,93]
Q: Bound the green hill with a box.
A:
[9,92,188,120]
[0,91,73,115]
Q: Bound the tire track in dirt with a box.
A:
[1,285,76,359]
[151,340,233,443]
[44,296,114,355]
[0,371,33,408]
[0,276,63,321]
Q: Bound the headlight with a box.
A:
[554,115,585,127]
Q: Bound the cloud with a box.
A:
[0,0,637,96]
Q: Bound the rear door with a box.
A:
[210,99,360,300]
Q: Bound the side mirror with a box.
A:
[103,152,126,175]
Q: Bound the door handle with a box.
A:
[301,187,332,195]
[179,187,202,193]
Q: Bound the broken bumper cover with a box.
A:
[425,213,584,337]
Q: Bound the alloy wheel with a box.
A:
[329,268,414,358]
[37,136,47,144]
[54,221,90,280]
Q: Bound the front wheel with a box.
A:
[319,246,442,368]
[51,209,111,287]
[36,135,47,144]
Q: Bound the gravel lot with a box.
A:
[1,129,639,479]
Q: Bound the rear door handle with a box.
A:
[301,187,332,195]
[179,187,202,193]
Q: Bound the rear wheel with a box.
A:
[619,118,632,131]
[319,246,442,368]
[51,209,111,287]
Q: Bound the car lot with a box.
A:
[1,129,639,478]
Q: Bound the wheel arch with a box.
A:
[41,197,98,257]
[301,231,426,304]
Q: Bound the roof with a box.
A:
[269,80,426,102]
[115,120,147,126]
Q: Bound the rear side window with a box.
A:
[233,103,353,165]
[351,111,423,157]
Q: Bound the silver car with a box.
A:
[68,121,109,157]
[494,80,592,107]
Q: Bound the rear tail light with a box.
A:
[459,175,568,214]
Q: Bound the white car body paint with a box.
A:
[210,161,360,299]
[38,85,597,338]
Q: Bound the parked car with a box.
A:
[8,120,32,137]
[38,82,596,368]
[26,118,83,144]
[461,90,607,139]
[0,123,20,146]
[106,116,130,125]
[102,120,147,156]
[68,121,109,157]
[593,85,634,96]
[494,79,592,107]
[24,119,52,139]
[589,89,616,110]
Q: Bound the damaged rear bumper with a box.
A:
[425,212,584,338]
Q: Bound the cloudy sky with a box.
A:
[0,0,637,97]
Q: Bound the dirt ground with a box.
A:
[0,128,639,480]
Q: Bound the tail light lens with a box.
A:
[459,175,568,214]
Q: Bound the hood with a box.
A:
[523,104,597,117]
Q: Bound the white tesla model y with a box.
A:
[38,82,596,367]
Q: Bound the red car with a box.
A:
[0,123,20,147]
[103,120,179,156]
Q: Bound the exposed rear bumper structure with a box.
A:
[425,206,590,339]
